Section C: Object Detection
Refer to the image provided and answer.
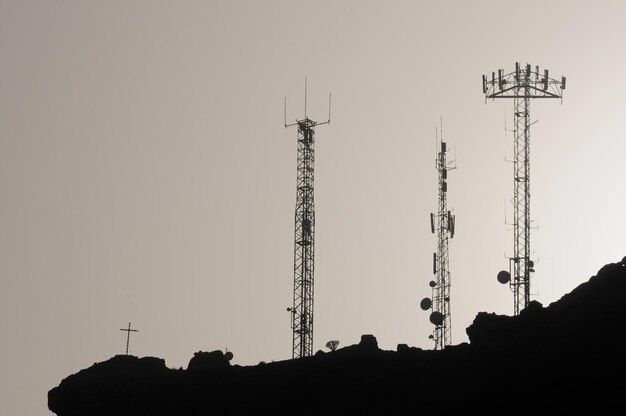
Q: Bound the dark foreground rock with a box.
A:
[49,259,626,415]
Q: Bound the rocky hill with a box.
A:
[48,258,626,415]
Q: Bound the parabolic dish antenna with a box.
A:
[497,270,511,284]
[429,311,444,326]
[420,297,432,311]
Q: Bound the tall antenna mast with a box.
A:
[284,80,331,359]
[483,63,566,315]
[421,120,456,350]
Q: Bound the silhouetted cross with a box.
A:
[120,322,138,355]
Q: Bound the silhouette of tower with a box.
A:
[285,80,330,359]
[483,63,565,315]
[421,124,456,350]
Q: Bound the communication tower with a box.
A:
[421,123,456,350]
[482,63,565,315]
[285,79,330,358]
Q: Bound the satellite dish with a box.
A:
[224,351,234,361]
[497,270,511,284]
[429,311,444,326]
[429,280,437,288]
[420,297,432,311]
[325,340,339,351]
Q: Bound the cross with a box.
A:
[120,322,138,355]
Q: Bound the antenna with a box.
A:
[482,62,566,315]
[434,126,437,160]
[328,92,332,124]
[430,213,435,234]
[440,115,443,138]
[119,322,138,356]
[504,105,507,132]
[284,80,331,359]
[421,118,457,350]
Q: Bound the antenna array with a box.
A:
[482,62,565,315]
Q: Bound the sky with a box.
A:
[2,1,626,414]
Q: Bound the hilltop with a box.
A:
[49,258,626,415]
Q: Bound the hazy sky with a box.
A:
[2,1,626,414]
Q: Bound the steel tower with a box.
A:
[285,84,330,358]
[421,128,455,350]
[483,63,565,315]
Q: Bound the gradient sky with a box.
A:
[2,1,626,415]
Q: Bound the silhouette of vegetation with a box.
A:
[325,340,339,351]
